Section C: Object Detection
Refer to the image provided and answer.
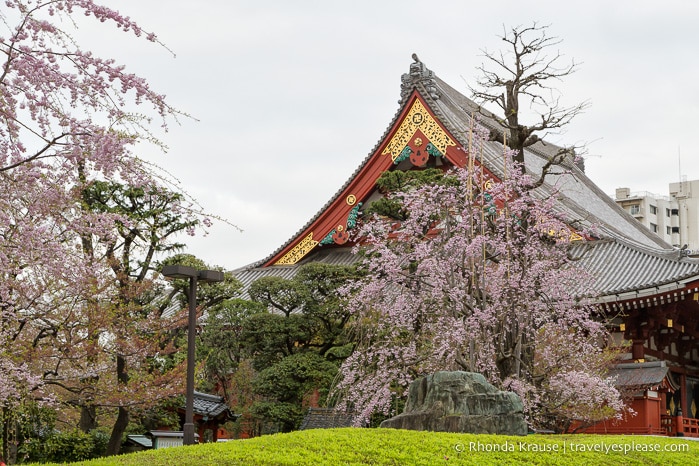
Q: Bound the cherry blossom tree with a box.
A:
[0,1,216,458]
[334,127,625,431]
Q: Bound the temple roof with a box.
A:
[573,238,699,301]
[233,57,699,304]
[405,62,667,249]
[235,249,357,301]
[609,361,678,390]
[184,391,238,421]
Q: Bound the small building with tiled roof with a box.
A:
[175,391,239,442]
[584,361,683,435]
[233,57,699,437]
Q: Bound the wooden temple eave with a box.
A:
[598,283,699,312]
[603,284,699,370]
[263,91,472,267]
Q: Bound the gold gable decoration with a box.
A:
[274,233,319,265]
[382,99,456,161]
[535,213,585,243]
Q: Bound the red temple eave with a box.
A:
[681,276,699,292]
[264,92,474,267]
[263,154,393,267]
[598,279,699,312]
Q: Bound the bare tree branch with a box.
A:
[470,22,590,173]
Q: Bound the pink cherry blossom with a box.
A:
[334,126,625,431]
[0,2,210,444]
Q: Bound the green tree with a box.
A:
[198,299,266,396]
[30,182,237,456]
[199,263,361,434]
[366,168,453,220]
[251,353,338,432]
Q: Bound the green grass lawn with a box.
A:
[58,428,697,466]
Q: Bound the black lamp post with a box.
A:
[161,265,224,445]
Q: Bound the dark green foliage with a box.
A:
[46,430,95,463]
[248,277,306,317]
[252,352,339,431]
[198,299,266,389]
[270,352,338,402]
[294,263,362,356]
[21,429,100,463]
[323,343,354,361]
[374,168,448,192]
[241,313,316,371]
[198,263,362,435]
[364,197,407,220]
[240,263,361,369]
[367,168,456,220]
[249,401,304,435]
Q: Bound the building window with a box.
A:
[630,204,640,215]
[671,209,679,215]
[672,227,680,234]
[650,223,658,233]
[667,226,672,235]
[650,205,657,215]
[666,208,671,217]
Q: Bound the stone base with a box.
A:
[380,371,527,436]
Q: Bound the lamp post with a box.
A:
[161,265,224,445]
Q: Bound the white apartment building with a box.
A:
[615,179,699,252]
[615,187,680,246]
[669,179,699,252]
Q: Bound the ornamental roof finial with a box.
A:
[400,53,439,101]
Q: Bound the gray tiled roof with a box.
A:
[571,238,699,300]
[189,391,236,420]
[233,57,699,303]
[233,249,359,300]
[609,361,676,389]
[236,239,699,301]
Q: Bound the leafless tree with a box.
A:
[471,23,589,177]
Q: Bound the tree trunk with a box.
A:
[2,407,9,465]
[1,408,18,465]
[513,334,522,378]
[105,354,129,456]
[79,404,97,433]
[105,406,129,456]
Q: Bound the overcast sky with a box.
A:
[88,1,699,270]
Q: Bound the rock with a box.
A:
[380,371,527,435]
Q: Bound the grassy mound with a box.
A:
[62,428,696,465]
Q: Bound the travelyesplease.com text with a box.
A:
[455,440,690,455]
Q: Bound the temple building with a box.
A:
[233,57,699,437]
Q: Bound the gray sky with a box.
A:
[92,1,699,270]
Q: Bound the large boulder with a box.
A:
[380,371,527,435]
